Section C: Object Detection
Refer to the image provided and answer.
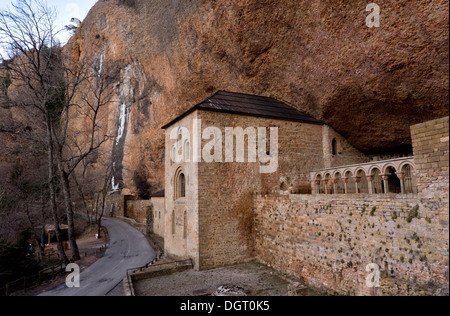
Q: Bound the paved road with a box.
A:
[40,217,156,296]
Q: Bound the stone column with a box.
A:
[343,178,349,194]
[366,175,374,194]
[315,180,322,194]
[396,172,405,194]
[353,177,361,194]
[333,178,339,195]
[382,174,390,194]
[311,180,318,195]
[324,180,328,195]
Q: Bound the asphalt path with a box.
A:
[39,217,156,296]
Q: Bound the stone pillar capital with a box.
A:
[353,176,362,183]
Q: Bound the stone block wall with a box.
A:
[254,193,449,296]
[151,197,165,238]
[196,110,366,270]
[322,125,368,169]
[105,194,126,218]
[253,117,449,296]
[127,199,153,224]
[164,112,200,265]
[105,194,165,238]
[411,116,449,200]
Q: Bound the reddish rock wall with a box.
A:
[65,0,449,194]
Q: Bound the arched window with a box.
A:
[171,145,176,164]
[315,174,322,194]
[334,172,345,194]
[386,166,402,194]
[324,173,332,194]
[356,170,369,194]
[345,171,356,194]
[180,173,186,198]
[402,164,417,194]
[332,138,338,156]
[371,168,384,194]
[183,140,190,162]
[174,168,186,200]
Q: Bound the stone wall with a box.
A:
[411,117,449,200]
[151,197,165,238]
[105,194,166,239]
[127,199,153,224]
[254,193,449,296]
[105,194,126,218]
[164,112,200,265]
[322,125,368,169]
[195,110,366,270]
[253,117,449,296]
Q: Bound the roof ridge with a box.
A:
[162,90,323,129]
[215,90,283,101]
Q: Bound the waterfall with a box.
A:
[111,163,119,193]
[98,54,103,77]
[116,103,128,145]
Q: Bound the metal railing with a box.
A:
[0,263,66,296]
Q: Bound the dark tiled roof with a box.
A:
[162,91,322,129]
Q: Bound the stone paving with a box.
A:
[134,261,290,296]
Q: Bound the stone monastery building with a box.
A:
[162,91,370,269]
[108,91,449,295]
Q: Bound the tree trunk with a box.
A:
[97,217,102,239]
[97,190,108,238]
[59,168,81,262]
[25,203,45,259]
[73,173,91,224]
[46,124,69,265]
[39,203,47,255]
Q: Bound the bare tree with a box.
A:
[0,0,70,264]
[0,0,114,263]
[0,110,51,255]
[93,166,113,239]
[52,53,114,261]
[72,160,95,225]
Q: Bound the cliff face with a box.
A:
[66,0,449,194]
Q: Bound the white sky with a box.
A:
[0,0,97,46]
